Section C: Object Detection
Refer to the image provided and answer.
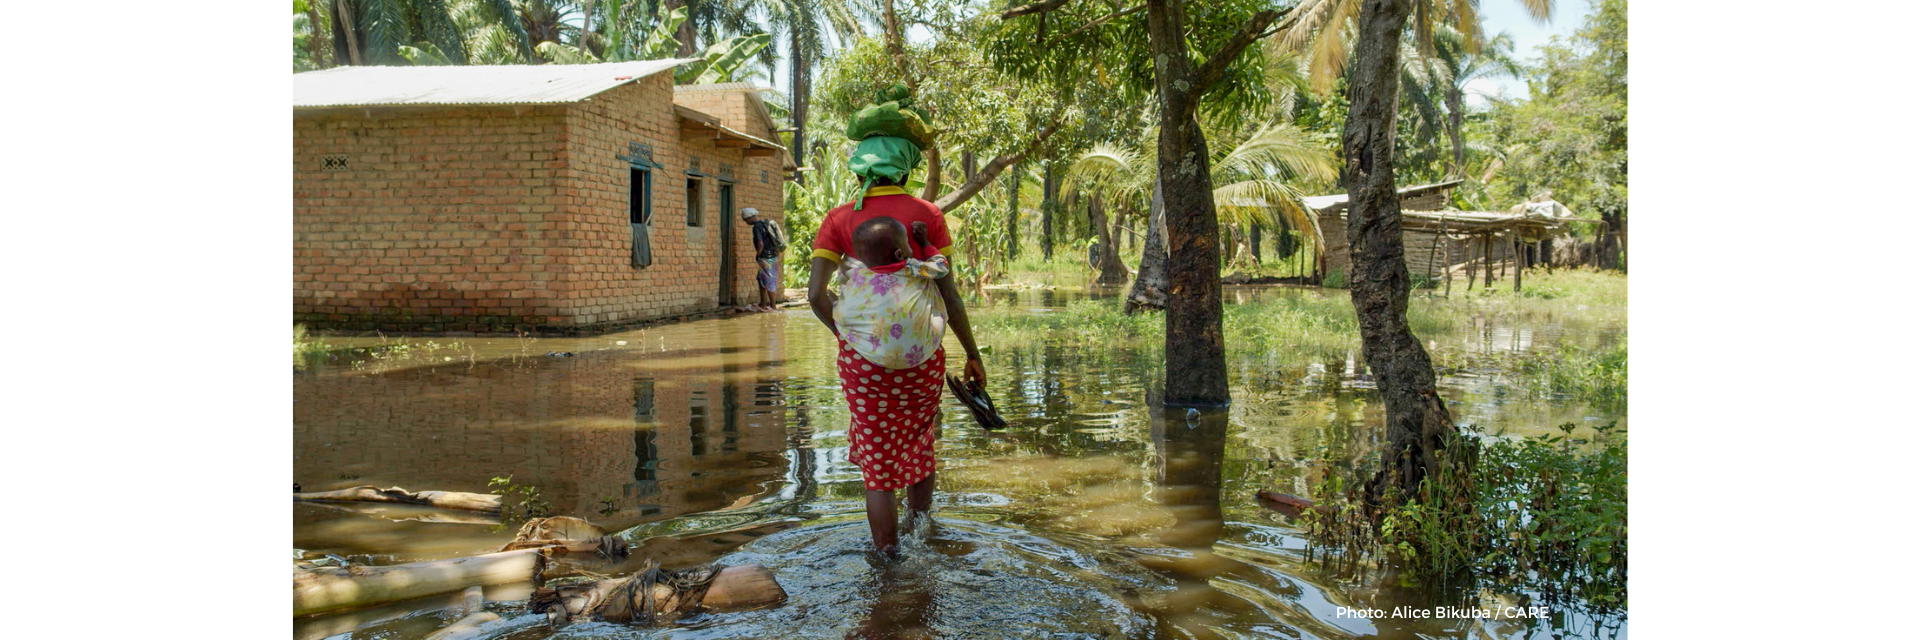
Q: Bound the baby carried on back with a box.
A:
[833,216,949,370]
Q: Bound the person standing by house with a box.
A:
[805,85,986,556]
[744,208,783,311]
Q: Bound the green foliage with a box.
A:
[1320,268,1346,289]
[398,42,456,65]
[293,324,330,369]
[686,32,773,84]
[292,5,324,72]
[1515,338,1629,409]
[1475,422,1629,612]
[1305,422,1628,617]
[358,0,416,65]
[488,474,554,526]
[1484,0,1628,222]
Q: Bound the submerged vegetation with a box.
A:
[974,269,1624,385]
[1306,422,1628,618]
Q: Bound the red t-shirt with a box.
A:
[810,186,952,265]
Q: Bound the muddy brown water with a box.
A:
[295,288,1626,639]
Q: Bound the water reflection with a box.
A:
[294,289,1626,639]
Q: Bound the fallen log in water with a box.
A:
[295,485,502,514]
[531,563,784,626]
[1255,489,1335,519]
[422,587,499,640]
[293,548,544,617]
[498,516,629,557]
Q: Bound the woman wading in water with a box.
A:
[806,86,985,555]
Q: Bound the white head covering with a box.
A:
[740,207,759,220]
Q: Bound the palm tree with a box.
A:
[1072,123,1334,290]
[1425,26,1522,178]
[1279,0,1542,92]
[1064,144,1150,285]
[1211,123,1337,270]
[328,0,533,66]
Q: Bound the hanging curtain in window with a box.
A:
[632,219,652,268]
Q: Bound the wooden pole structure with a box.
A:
[1481,234,1494,289]
[1497,233,1506,282]
[1425,213,1445,296]
[1513,234,1523,292]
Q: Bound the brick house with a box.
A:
[293,60,793,334]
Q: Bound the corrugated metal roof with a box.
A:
[1303,180,1465,211]
[293,59,698,109]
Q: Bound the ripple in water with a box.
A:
[562,516,1172,639]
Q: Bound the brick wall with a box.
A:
[556,76,787,328]
[293,75,787,334]
[293,106,571,332]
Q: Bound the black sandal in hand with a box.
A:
[945,375,1009,431]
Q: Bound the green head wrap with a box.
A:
[845,84,935,210]
[846,136,922,210]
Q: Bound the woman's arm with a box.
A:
[933,272,986,386]
[807,257,839,335]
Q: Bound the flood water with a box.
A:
[294,286,1627,640]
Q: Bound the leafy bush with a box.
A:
[1305,423,1628,616]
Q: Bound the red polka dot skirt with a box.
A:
[837,338,944,491]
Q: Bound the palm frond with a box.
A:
[692,32,772,84]
[1213,124,1337,185]
[359,0,413,65]
[1304,0,1358,95]
[1212,179,1322,258]
[536,40,601,64]
[479,0,534,59]
[414,0,469,63]
[1517,0,1554,22]
[398,42,457,65]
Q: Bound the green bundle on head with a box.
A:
[845,84,935,209]
[845,84,934,148]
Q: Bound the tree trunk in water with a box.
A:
[1125,176,1170,314]
[295,485,503,513]
[1041,162,1057,260]
[1145,0,1229,406]
[1093,193,1128,284]
[294,549,544,617]
[1341,0,1456,501]
[1006,161,1021,260]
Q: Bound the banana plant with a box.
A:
[679,33,772,84]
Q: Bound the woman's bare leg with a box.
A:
[865,489,898,554]
[905,471,935,536]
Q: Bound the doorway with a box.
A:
[717,183,736,306]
